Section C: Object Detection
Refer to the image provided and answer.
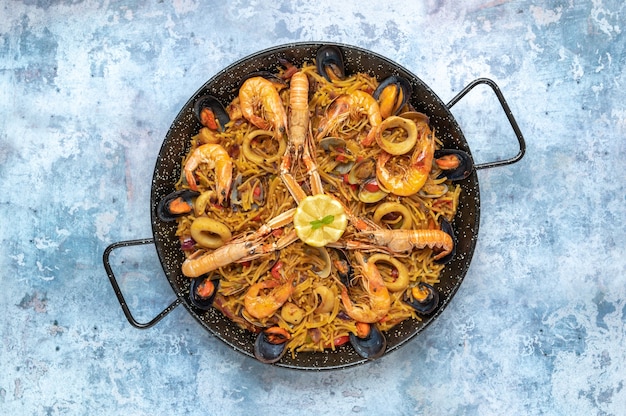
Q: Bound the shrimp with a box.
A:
[340,252,391,323]
[244,276,295,320]
[375,123,435,196]
[280,71,324,201]
[239,76,288,135]
[348,228,454,261]
[316,90,382,146]
[287,71,310,153]
[184,143,233,205]
[181,210,298,277]
[182,239,256,278]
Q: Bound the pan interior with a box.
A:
[149,42,480,370]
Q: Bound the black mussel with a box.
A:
[331,248,354,287]
[316,45,345,82]
[373,76,412,119]
[349,324,387,360]
[189,276,220,310]
[434,149,474,181]
[193,95,230,132]
[435,218,456,265]
[405,282,439,315]
[157,189,200,222]
[254,327,290,364]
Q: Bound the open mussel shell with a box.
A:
[349,325,387,360]
[316,45,345,82]
[254,329,288,364]
[156,189,200,222]
[331,248,354,287]
[434,149,474,181]
[193,94,230,132]
[373,76,412,118]
[404,282,439,315]
[189,277,220,310]
[435,217,457,265]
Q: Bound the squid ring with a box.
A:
[242,129,287,164]
[375,116,417,155]
[372,202,413,229]
[190,217,232,249]
[367,253,409,292]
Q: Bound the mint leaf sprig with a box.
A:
[309,215,335,230]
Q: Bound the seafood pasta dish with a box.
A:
[156,45,472,363]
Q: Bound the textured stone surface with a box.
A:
[1,1,625,414]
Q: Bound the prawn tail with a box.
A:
[420,230,454,260]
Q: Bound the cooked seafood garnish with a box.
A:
[193,94,230,132]
[349,323,387,360]
[316,44,345,82]
[404,282,439,315]
[156,189,200,222]
[372,76,412,119]
[254,327,290,364]
[434,149,474,181]
[189,277,220,310]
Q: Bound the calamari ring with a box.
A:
[367,253,409,292]
[190,217,232,249]
[242,129,287,165]
[375,116,417,155]
[372,202,413,229]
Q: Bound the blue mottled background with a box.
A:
[1,1,625,414]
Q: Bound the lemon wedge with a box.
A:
[293,194,348,247]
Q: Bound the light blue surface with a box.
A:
[1,1,625,414]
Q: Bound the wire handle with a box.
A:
[446,77,526,170]
[103,238,182,329]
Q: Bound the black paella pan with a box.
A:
[103,42,525,370]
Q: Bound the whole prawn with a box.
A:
[316,90,382,146]
[182,239,255,278]
[239,76,288,136]
[376,123,435,196]
[339,252,391,323]
[244,276,295,320]
[184,143,233,205]
[280,70,324,200]
[350,228,454,261]
[287,71,310,152]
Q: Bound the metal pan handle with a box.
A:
[446,77,526,170]
[103,238,182,329]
